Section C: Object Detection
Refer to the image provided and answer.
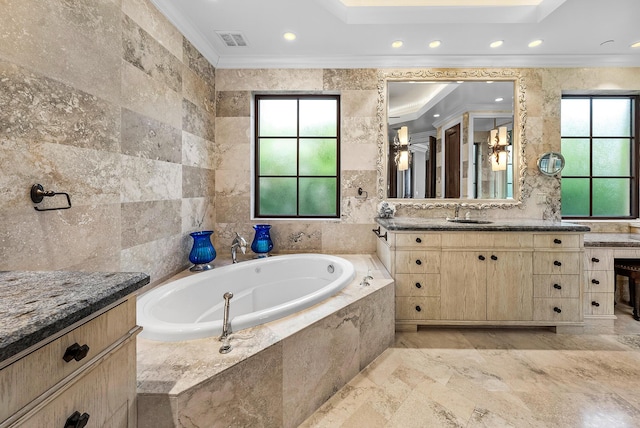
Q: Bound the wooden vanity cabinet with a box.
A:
[0,298,139,428]
[376,228,584,331]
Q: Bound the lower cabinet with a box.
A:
[378,228,585,331]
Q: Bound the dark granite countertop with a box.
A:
[0,271,149,365]
[375,217,591,232]
[584,233,640,247]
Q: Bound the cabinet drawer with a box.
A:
[533,298,581,322]
[584,292,615,316]
[533,274,580,298]
[396,297,440,320]
[15,338,136,428]
[585,270,615,292]
[0,299,135,421]
[395,251,441,274]
[533,252,581,275]
[583,249,614,271]
[395,274,440,297]
[534,234,581,249]
[396,233,441,248]
[442,232,533,249]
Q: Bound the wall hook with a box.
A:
[356,187,368,200]
[30,184,72,211]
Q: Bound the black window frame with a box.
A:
[254,94,341,219]
[561,94,639,220]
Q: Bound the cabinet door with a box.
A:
[486,251,533,321]
[441,251,487,320]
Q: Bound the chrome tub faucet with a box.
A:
[231,232,247,264]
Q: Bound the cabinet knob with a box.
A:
[591,257,600,263]
[592,279,600,285]
[415,259,422,265]
[478,255,486,261]
[553,238,562,244]
[553,260,562,267]
[415,282,422,289]
[63,343,90,362]
[64,411,90,428]
[553,307,562,313]
[415,237,422,243]
[553,284,562,290]
[490,255,498,261]
[592,301,600,307]
[415,305,422,312]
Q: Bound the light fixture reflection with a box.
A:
[283,32,296,41]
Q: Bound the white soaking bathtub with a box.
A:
[137,254,355,341]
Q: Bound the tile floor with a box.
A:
[301,305,640,427]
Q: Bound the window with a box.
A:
[561,95,638,218]
[254,94,340,218]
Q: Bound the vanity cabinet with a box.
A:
[375,224,585,332]
[583,248,616,317]
[0,298,140,428]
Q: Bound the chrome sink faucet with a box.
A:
[231,232,247,263]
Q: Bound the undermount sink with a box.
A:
[446,218,493,224]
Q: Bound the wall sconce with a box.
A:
[394,126,411,171]
[488,126,509,171]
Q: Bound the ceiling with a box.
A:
[150,0,640,69]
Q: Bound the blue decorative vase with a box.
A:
[251,224,273,257]
[189,231,216,271]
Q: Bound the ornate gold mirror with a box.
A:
[376,69,528,210]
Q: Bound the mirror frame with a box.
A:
[376,68,528,210]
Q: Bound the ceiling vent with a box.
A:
[216,31,248,47]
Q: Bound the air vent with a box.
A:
[216,31,248,47]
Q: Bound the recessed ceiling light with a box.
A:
[392,40,404,48]
[429,40,441,48]
[433,113,440,118]
[283,32,296,41]
[631,41,640,48]
[490,40,503,48]
[528,39,543,48]
[495,97,504,102]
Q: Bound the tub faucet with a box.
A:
[231,232,247,264]
[219,292,233,354]
[360,269,373,286]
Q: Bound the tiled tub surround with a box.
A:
[0,271,150,365]
[136,255,395,428]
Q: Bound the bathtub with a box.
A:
[137,253,356,341]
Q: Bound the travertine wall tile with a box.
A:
[182,165,215,199]
[182,66,215,115]
[0,0,122,105]
[121,155,182,203]
[122,14,182,93]
[321,223,376,253]
[121,108,181,163]
[215,69,324,91]
[183,39,216,85]
[216,91,251,117]
[182,99,215,141]
[122,0,183,60]
[182,131,215,169]
[182,197,216,234]
[121,234,191,283]
[121,200,181,249]
[324,69,378,90]
[341,90,378,118]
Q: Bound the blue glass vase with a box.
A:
[251,224,273,257]
[189,231,216,271]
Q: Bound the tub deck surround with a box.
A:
[136,254,395,428]
[0,271,150,366]
[376,217,591,232]
[584,233,640,247]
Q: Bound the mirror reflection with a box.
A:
[386,80,515,200]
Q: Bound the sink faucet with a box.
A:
[454,205,460,219]
[231,232,247,263]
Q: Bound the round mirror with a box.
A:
[537,152,565,176]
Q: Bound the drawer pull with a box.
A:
[415,305,422,312]
[416,237,422,243]
[591,279,600,285]
[64,411,90,428]
[553,284,562,290]
[490,255,498,261]
[63,343,90,362]
[591,257,600,263]
[415,259,422,265]
[553,260,562,267]
[415,282,422,289]
[592,301,600,307]
[478,255,486,261]
[553,238,562,244]
[553,307,562,313]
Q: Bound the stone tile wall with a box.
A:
[0,0,216,282]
